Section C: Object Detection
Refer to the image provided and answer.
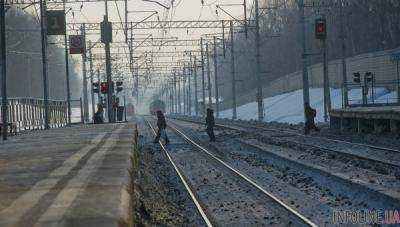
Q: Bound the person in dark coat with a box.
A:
[93,104,104,124]
[304,102,319,134]
[154,110,170,145]
[205,108,216,142]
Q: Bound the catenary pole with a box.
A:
[88,41,95,121]
[206,43,212,109]
[81,24,89,123]
[200,38,206,115]
[178,74,182,114]
[63,0,71,125]
[1,0,8,139]
[170,80,174,113]
[254,0,264,121]
[230,21,237,120]
[299,0,310,122]
[182,67,186,115]
[322,26,331,122]
[97,69,101,104]
[169,84,171,114]
[135,62,139,104]
[188,60,192,115]
[193,55,199,116]
[40,0,50,129]
[213,36,219,117]
[173,72,177,114]
[124,0,128,43]
[340,0,348,108]
[104,0,114,123]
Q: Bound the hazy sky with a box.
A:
[65,0,247,40]
[71,0,246,23]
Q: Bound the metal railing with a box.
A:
[0,98,70,133]
[347,80,400,107]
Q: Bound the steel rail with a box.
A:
[166,119,318,227]
[221,121,400,154]
[229,122,400,154]
[170,117,400,169]
[144,118,213,227]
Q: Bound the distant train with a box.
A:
[149,100,166,115]
[125,103,135,117]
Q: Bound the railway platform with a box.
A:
[0,123,134,227]
[330,106,400,133]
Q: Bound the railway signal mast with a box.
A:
[102,1,114,123]
[315,17,331,122]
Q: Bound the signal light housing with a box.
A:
[365,72,373,83]
[315,18,327,40]
[92,82,99,93]
[116,81,123,93]
[353,72,361,83]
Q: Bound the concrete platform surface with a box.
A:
[332,106,400,113]
[0,123,134,227]
[331,106,400,120]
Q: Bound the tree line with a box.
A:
[216,0,400,103]
[2,7,81,100]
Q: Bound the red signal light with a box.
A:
[316,24,324,33]
[315,18,326,40]
[100,82,108,94]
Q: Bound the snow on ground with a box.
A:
[219,88,398,124]
[375,90,399,104]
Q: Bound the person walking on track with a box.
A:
[154,110,170,145]
[304,102,320,135]
[205,108,216,142]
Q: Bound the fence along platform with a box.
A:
[0,98,70,134]
[330,106,400,133]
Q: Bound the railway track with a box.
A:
[170,116,400,170]
[144,118,213,227]
[144,117,318,227]
[165,117,400,217]
[237,122,400,154]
